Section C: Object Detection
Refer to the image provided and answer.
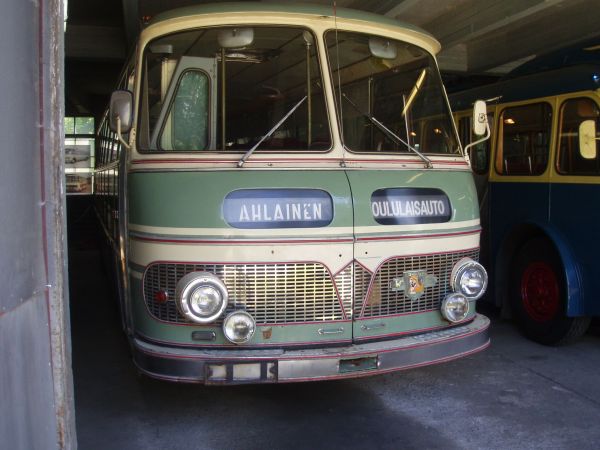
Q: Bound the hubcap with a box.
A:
[521,262,560,322]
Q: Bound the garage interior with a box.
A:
[65,0,600,119]
[3,1,600,449]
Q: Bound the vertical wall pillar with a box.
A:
[0,0,75,449]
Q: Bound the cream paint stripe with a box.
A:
[129,223,353,237]
[355,234,480,272]
[128,219,480,237]
[130,163,471,173]
[131,271,143,280]
[355,219,479,235]
[128,230,479,274]
[129,239,354,275]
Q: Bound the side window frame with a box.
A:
[157,68,211,152]
[495,101,553,176]
[555,96,600,176]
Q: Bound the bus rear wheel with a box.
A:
[510,238,590,346]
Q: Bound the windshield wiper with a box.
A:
[238,96,307,168]
[342,93,432,168]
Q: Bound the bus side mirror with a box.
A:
[579,119,598,159]
[109,90,133,134]
[473,100,487,136]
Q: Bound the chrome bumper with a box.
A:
[132,314,490,384]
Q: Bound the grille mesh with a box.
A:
[142,250,479,325]
[143,263,344,325]
[357,249,479,318]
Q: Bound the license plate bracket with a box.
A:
[205,360,278,384]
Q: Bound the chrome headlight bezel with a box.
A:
[450,258,488,300]
[223,311,256,344]
[441,293,470,323]
[175,272,228,324]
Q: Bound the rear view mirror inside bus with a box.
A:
[217,28,254,48]
[109,90,133,134]
[368,37,397,59]
[579,119,598,159]
[472,100,488,136]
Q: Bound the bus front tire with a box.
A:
[510,238,590,346]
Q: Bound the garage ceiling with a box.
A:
[65,0,600,117]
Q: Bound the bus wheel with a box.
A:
[510,238,590,345]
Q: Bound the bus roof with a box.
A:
[450,40,600,110]
[147,2,438,49]
[451,63,600,111]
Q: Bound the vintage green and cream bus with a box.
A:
[95,2,490,384]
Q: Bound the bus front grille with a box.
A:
[143,262,344,325]
[357,249,480,318]
[142,249,479,326]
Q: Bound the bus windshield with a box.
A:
[138,26,331,153]
[326,30,459,155]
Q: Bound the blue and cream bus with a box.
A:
[452,47,600,345]
[95,2,489,384]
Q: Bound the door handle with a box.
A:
[318,327,345,335]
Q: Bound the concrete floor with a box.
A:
[69,222,600,450]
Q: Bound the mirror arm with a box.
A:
[116,116,131,150]
[463,122,490,168]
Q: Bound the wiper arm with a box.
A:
[342,93,432,168]
[238,96,307,168]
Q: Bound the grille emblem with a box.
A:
[390,270,438,300]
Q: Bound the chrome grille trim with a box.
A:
[357,249,480,319]
[333,265,353,319]
[143,262,344,325]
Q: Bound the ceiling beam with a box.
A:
[467,0,600,71]
[385,0,471,27]
[426,0,564,47]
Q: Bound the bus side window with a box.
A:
[557,97,600,175]
[496,102,552,176]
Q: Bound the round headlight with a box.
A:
[451,258,488,300]
[441,293,470,323]
[175,272,228,324]
[223,311,256,344]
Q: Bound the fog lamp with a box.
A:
[451,258,488,300]
[175,272,228,324]
[441,293,470,323]
[223,311,256,344]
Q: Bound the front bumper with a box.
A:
[132,314,490,384]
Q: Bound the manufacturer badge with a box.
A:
[405,270,425,300]
[389,271,438,300]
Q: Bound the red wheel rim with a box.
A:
[521,262,560,322]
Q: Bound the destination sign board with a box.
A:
[224,189,334,229]
[371,188,451,225]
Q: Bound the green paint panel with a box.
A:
[129,170,353,229]
[130,278,476,347]
[353,305,476,339]
[346,170,479,227]
[130,280,352,346]
[128,169,481,348]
